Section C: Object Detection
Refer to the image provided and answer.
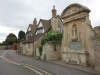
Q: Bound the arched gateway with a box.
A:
[61,3,95,66]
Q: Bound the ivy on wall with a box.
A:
[41,30,63,45]
[39,30,63,55]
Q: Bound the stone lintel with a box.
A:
[62,51,88,55]
[63,14,87,24]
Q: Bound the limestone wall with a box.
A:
[94,40,100,72]
[33,35,44,57]
[51,18,58,32]
[22,43,34,56]
[43,43,61,61]
[0,45,12,50]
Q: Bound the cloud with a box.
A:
[0,0,100,42]
[0,25,20,42]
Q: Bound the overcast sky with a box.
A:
[0,0,100,42]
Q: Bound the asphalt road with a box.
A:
[0,50,38,75]
[4,50,99,75]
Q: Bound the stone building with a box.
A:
[19,3,100,73]
[21,18,38,56]
[61,3,95,66]
[41,6,64,60]
[20,6,64,60]
[33,19,51,58]
[51,6,64,32]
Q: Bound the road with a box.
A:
[0,50,38,75]
[2,50,99,75]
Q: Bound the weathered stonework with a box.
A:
[42,42,61,60]
[51,16,64,32]
[94,41,100,73]
[33,34,44,58]
[22,43,34,56]
[61,3,95,66]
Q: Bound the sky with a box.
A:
[0,0,100,42]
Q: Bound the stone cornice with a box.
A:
[61,3,90,19]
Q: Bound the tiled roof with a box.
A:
[38,19,51,32]
[23,19,51,43]
[23,33,44,43]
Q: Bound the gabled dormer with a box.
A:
[25,18,37,40]
[26,24,33,39]
[35,20,44,35]
[35,19,51,35]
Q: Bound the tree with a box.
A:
[0,42,1,46]
[1,41,6,45]
[18,30,25,42]
[5,33,17,45]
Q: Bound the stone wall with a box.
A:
[94,40,100,72]
[0,45,12,50]
[33,35,44,58]
[22,43,34,56]
[42,42,61,61]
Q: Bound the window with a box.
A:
[26,32,32,38]
[36,28,44,34]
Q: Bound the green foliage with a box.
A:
[0,42,2,46]
[18,30,25,42]
[40,31,63,53]
[1,41,6,45]
[5,33,17,45]
[41,31,63,45]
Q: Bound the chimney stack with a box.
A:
[52,5,57,17]
[33,18,37,25]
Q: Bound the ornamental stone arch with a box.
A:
[61,3,95,66]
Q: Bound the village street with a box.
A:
[0,50,98,75]
[0,50,38,75]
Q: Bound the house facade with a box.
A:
[21,18,38,56]
[33,19,51,58]
[21,6,64,58]
[41,6,64,60]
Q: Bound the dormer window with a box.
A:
[26,31,32,39]
[36,27,44,34]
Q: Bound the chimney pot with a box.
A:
[52,5,57,17]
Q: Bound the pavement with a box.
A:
[5,50,100,75]
[47,60,98,74]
